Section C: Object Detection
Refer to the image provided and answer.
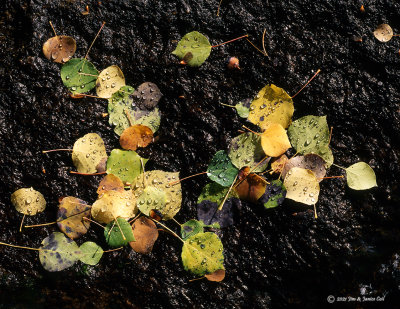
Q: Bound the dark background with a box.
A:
[0,0,399,308]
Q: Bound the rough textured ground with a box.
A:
[0,0,399,308]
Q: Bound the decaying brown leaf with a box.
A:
[129,217,159,254]
[97,174,125,196]
[43,36,76,63]
[234,168,267,203]
[120,124,154,151]
[205,269,226,282]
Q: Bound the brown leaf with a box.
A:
[130,217,159,254]
[120,124,154,151]
[205,269,226,282]
[43,36,76,63]
[234,170,267,203]
[271,154,288,174]
[97,174,125,196]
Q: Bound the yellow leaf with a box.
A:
[248,84,294,130]
[260,123,291,157]
[283,167,320,205]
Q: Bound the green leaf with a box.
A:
[172,31,212,67]
[130,170,182,220]
[235,102,249,118]
[39,232,82,272]
[57,197,91,239]
[11,187,46,216]
[345,162,377,190]
[79,241,103,266]
[60,58,98,94]
[312,145,334,168]
[287,115,330,155]
[72,133,107,174]
[197,182,238,204]
[106,149,147,184]
[104,218,135,248]
[181,232,224,277]
[228,132,269,172]
[137,186,167,216]
[181,219,205,240]
[259,180,286,209]
[108,89,161,136]
[248,84,294,130]
[207,150,239,187]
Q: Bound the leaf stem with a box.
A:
[242,125,260,136]
[262,28,269,57]
[103,247,123,253]
[151,219,184,243]
[71,93,102,99]
[220,103,236,108]
[70,171,107,176]
[24,221,56,228]
[171,217,181,226]
[332,163,346,170]
[318,175,344,181]
[328,126,333,145]
[49,21,57,37]
[246,38,267,56]
[83,217,105,229]
[85,21,106,59]
[42,149,72,154]
[291,69,321,99]
[0,241,39,251]
[313,204,318,219]
[216,0,223,16]
[78,72,99,77]
[19,214,25,232]
[124,109,134,127]
[218,174,238,211]
[212,34,249,48]
[169,171,207,186]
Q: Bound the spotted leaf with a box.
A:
[57,197,90,239]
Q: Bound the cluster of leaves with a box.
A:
[4,25,227,281]
[181,83,377,229]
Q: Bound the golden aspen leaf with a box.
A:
[234,170,267,203]
[72,133,107,174]
[248,84,294,130]
[11,187,46,216]
[283,167,320,205]
[96,65,126,98]
[91,190,137,224]
[97,174,125,196]
[260,123,291,157]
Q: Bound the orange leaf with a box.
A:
[205,269,226,282]
[120,124,153,151]
[235,170,267,203]
[129,217,159,254]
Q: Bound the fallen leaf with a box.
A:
[96,65,126,98]
[43,35,76,63]
[104,218,135,248]
[57,196,90,239]
[260,123,291,157]
[11,187,46,216]
[79,241,103,266]
[205,269,226,282]
[346,162,377,190]
[97,174,125,196]
[120,124,153,151]
[283,167,320,205]
[172,31,212,67]
[72,133,107,174]
[130,217,158,254]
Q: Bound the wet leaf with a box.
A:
[346,162,377,190]
[60,58,98,94]
[79,241,103,266]
[197,182,238,204]
[96,65,126,98]
[43,35,76,63]
[259,180,286,209]
[106,149,147,184]
[248,84,294,130]
[120,124,153,151]
[172,31,212,67]
[207,150,239,187]
[373,24,393,42]
[97,174,125,196]
[197,198,241,228]
[181,232,224,277]
[72,133,107,174]
[137,186,167,216]
[281,154,326,182]
[11,187,46,216]
[228,132,269,172]
[39,232,82,272]
[104,218,135,248]
[313,145,334,168]
[130,217,159,254]
[181,219,205,240]
[260,123,291,157]
[235,102,249,118]
[131,82,163,110]
[284,167,320,205]
[130,170,182,220]
[287,115,330,155]
[108,89,161,136]
[234,172,267,203]
[271,154,288,174]
[205,269,226,282]
[57,197,90,239]
[91,190,137,224]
